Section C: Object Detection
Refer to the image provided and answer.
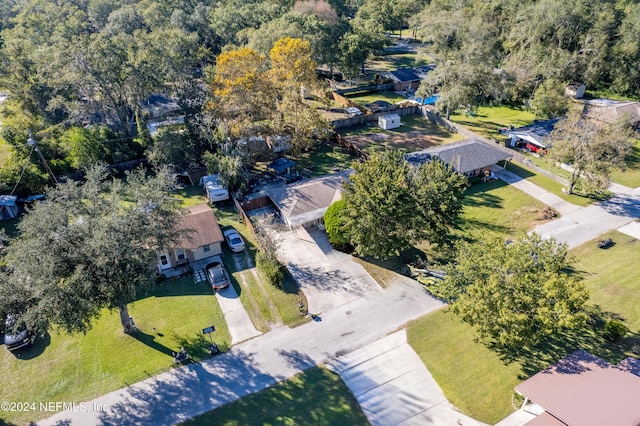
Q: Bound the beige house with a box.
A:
[157,204,224,273]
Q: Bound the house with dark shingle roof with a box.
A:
[387,66,435,91]
[405,139,512,177]
[506,350,640,426]
[507,118,564,151]
[157,204,224,273]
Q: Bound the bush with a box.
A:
[256,251,284,287]
[324,200,350,251]
[603,320,628,342]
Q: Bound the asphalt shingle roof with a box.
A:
[405,139,512,174]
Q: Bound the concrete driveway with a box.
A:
[215,283,261,344]
[278,226,383,314]
[328,330,487,426]
[534,187,640,248]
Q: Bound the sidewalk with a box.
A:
[39,277,445,426]
[491,166,581,216]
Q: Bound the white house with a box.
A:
[379,113,401,130]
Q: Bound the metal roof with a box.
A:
[515,350,640,426]
[405,139,512,174]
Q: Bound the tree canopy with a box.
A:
[436,234,589,349]
[0,165,185,335]
[340,151,468,259]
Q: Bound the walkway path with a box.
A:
[328,330,486,426]
[215,283,261,344]
[491,166,581,216]
[39,277,444,426]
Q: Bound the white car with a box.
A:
[223,229,245,253]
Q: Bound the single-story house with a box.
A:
[267,157,297,175]
[585,99,640,128]
[157,204,224,273]
[200,174,229,203]
[506,118,564,153]
[379,113,401,130]
[387,66,435,91]
[0,195,18,220]
[265,170,353,229]
[511,350,640,426]
[405,138,512,178]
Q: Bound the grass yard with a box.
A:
[345,90,407,106]
[0,139,12,166]
[450,106,535,140]
[572,231,640,333]
[294,141,355,177]
[505,161,596,207]
[366,52,431,72]
[0,277,230,425]
[182,366,368,426]
[172,184,209,208]
[611,139,640,188]
[212,204,309,330]
[340,114,463,154]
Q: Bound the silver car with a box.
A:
[223,229,245,253]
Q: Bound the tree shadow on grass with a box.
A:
[464,191,504,209]
[7,331,50,360]
[147,279,212,298]
[130,330,175,357]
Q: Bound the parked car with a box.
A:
[223,229,245,253]
[3,314,32,351]
[206,261,229,291]
[598,238,614,249]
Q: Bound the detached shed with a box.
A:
[0,195,18,220]
[379,114,401,130]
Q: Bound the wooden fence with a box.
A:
[333,133,369,161]
[333,83,394,96]
[331,105,417,129]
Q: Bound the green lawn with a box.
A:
[182,366,369,426]
[172,184,209,208]
[345,90,407,106]
[0,277,230,425]
[294,141,355,177]
[572,231,640,333]
[366,52,430,72]
[505,161,596,207]
[0,139,12,166]
[611,139,640,188]
[212,204,309,330]
[450,106,535,140]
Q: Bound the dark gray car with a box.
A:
[206,262,229,291]
[4,314,32,351]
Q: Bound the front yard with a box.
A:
[182,366,368,426]
[0,277,230,425]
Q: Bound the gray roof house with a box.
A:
[387,66,435,91]
[507,118,564,149]
[405,139,512,177]
[265,170,352,229]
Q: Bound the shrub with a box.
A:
[603,320,628,342]
[324,199,350,251]
[256,251,284,287]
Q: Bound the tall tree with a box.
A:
[529,78,569,119]
[549,110,635,195]
[438,234,589,349]
[1,166,185,335]
[341,151,467,258]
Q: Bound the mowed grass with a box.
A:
[572,231,640,333]
[611,139,640,188]
[212,204,308,330]
[407,309,522,424]
[505,161,596,207]
[366,52,430,72]
[345,90,407,106]
[450,106,535,140]
[0,277,230,425]
[295,141,355,177]
[456,180,550,241]
[182,366,368,426]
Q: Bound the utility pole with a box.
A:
[27,130,58,184]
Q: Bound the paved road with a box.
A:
[39,277,444,426]
[278,227,383,314]
[534,187,640,248]
[328,330,486,426]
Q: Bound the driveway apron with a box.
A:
[215,284,261,344]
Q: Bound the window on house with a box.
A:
[203,245,211,253]
[176,249,186,261]
[160,255,169,266]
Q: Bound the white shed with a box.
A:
[378,113,401,130]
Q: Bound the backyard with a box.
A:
[0,277,230,425]
[449,105,535,140]
[339,114,463,155]
[407,230,640,424]
[182,366,368,426]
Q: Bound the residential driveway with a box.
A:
[215,283,261,344]
[39,275,445,426]
[533,187,640,248]
[491,166,581,216]
[278,226,383,314]
[328,330,487,426]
